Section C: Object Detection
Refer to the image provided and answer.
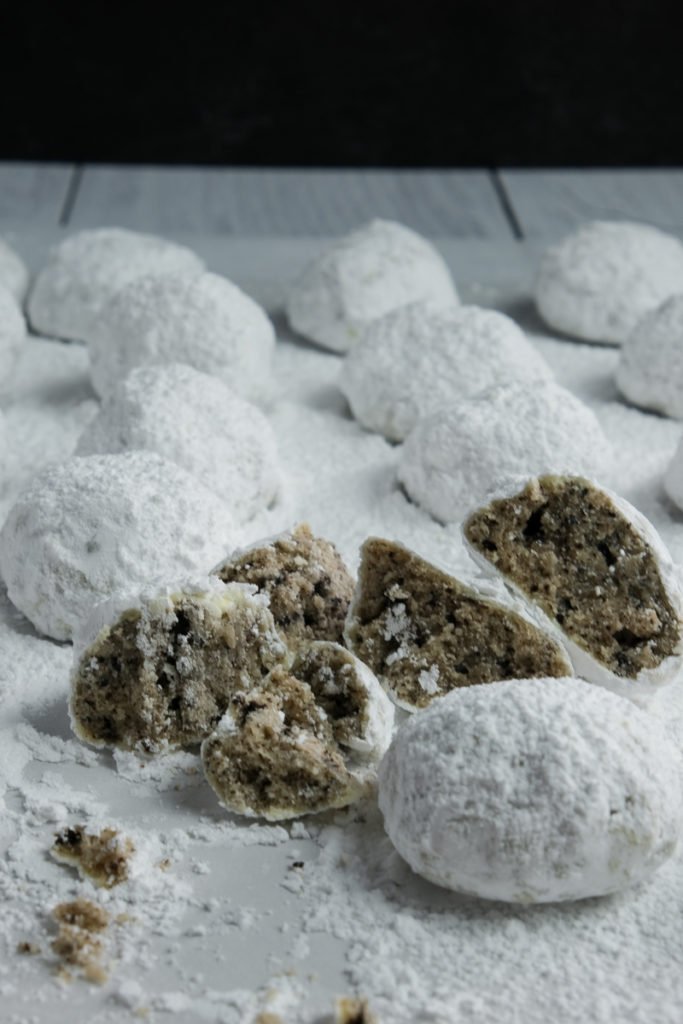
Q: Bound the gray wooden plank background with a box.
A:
[500,169,683,237]
[2,164,683,240]
[0,162,76,226]
[66,166,514,238]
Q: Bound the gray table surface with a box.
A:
[2,163,683,238]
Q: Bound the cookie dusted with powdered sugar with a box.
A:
[379,678,683,902]
[70,578,288,753]
[344,537,571,712]
[399,380,611,524]
[0,284,26,388]
[616,294,683,418]
[213,524,354,646]
[88,271,275,400]
[76,363,281,524]
[0,236,29,303]
[286,219,458,353]
[202,642,393,820]
[464,474,683,703]
[0,452,236,641]
[535,221,683,345]
[27,228,205,342]
[339,302,552,441]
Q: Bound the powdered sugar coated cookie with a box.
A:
[0,284,27,388]
[27,228,205,342]
[379,677,683,902]
[399,380,611,523]
[286,219,458,353]
[339,302,552,441]
[88,271,275,400]
[616,294,683,418]
[535,220,683,345]
[76,363,280,524]
[0,451,236,641]
[0,237,29,303]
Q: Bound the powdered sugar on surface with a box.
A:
[2,233,683,1022]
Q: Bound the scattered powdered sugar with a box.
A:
[286,218,458,353]
[27,228,205,343]
[399,379,612,523]
[75,363,281,524]
[4,234,683,1022]
[339,302,553,441]
[535,220,683,345]
[87,270,275,400]
[0,451,237,641]
[617,294,683,419]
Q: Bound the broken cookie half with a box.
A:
[70,578,288,753]
[344,537,572,711]
[464,474,683,702]
[201,641,394,821]
[212,523,354,646]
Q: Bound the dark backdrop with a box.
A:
[3,1,680,166]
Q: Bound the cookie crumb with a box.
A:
[52,825,134,887]
[51,898,110,984]
[335,995,378,1023]
[16,940,41,955]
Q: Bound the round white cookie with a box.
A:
[339,302,552,441]
[535,220,683,345]
[27,228,205,342]
[0,284,27,388]
[286,218,458,353]
[399,380,611,523]
[88,270,275,400]
[616,294,683,418]
[379,678,683,903]
[76,363,280,524]
[0,451,236,641]
[0,237,29,303]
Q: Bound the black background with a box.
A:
[3,1,680,166]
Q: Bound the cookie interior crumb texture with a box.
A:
[345,538,571,709]
[465,476,682,679]
[292,643,372,752]
[51,898,110,985]
[70,585,287,753]
[202,666,363,821]
[51,825,134,888]
[214,524,354,646]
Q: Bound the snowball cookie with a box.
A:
[0,284,27,387]
[464,475,683,703]
[70,579,288,753]
[27,228,204,343]
[75,363,280,524]
[345,538,571,712]
[399,380,611,524]
[0,451,236,642]
[87,271,275,400]
[379,677,683,902]
[214,524,354,647]
[535,221,683,345]
[286,218,458,353]
[338,302,552,442]
[0,237,29,303]
[616,294,683,418]
[202,642,392,820]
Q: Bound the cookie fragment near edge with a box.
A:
[464,474,683,702]
[344,537,572,711]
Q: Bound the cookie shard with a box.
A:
[291,642,394,762]
[213,523,354,646]
[201,667,365,822]
[464,475,683,702]
[70,580,288,753]
[343,538,572,712]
